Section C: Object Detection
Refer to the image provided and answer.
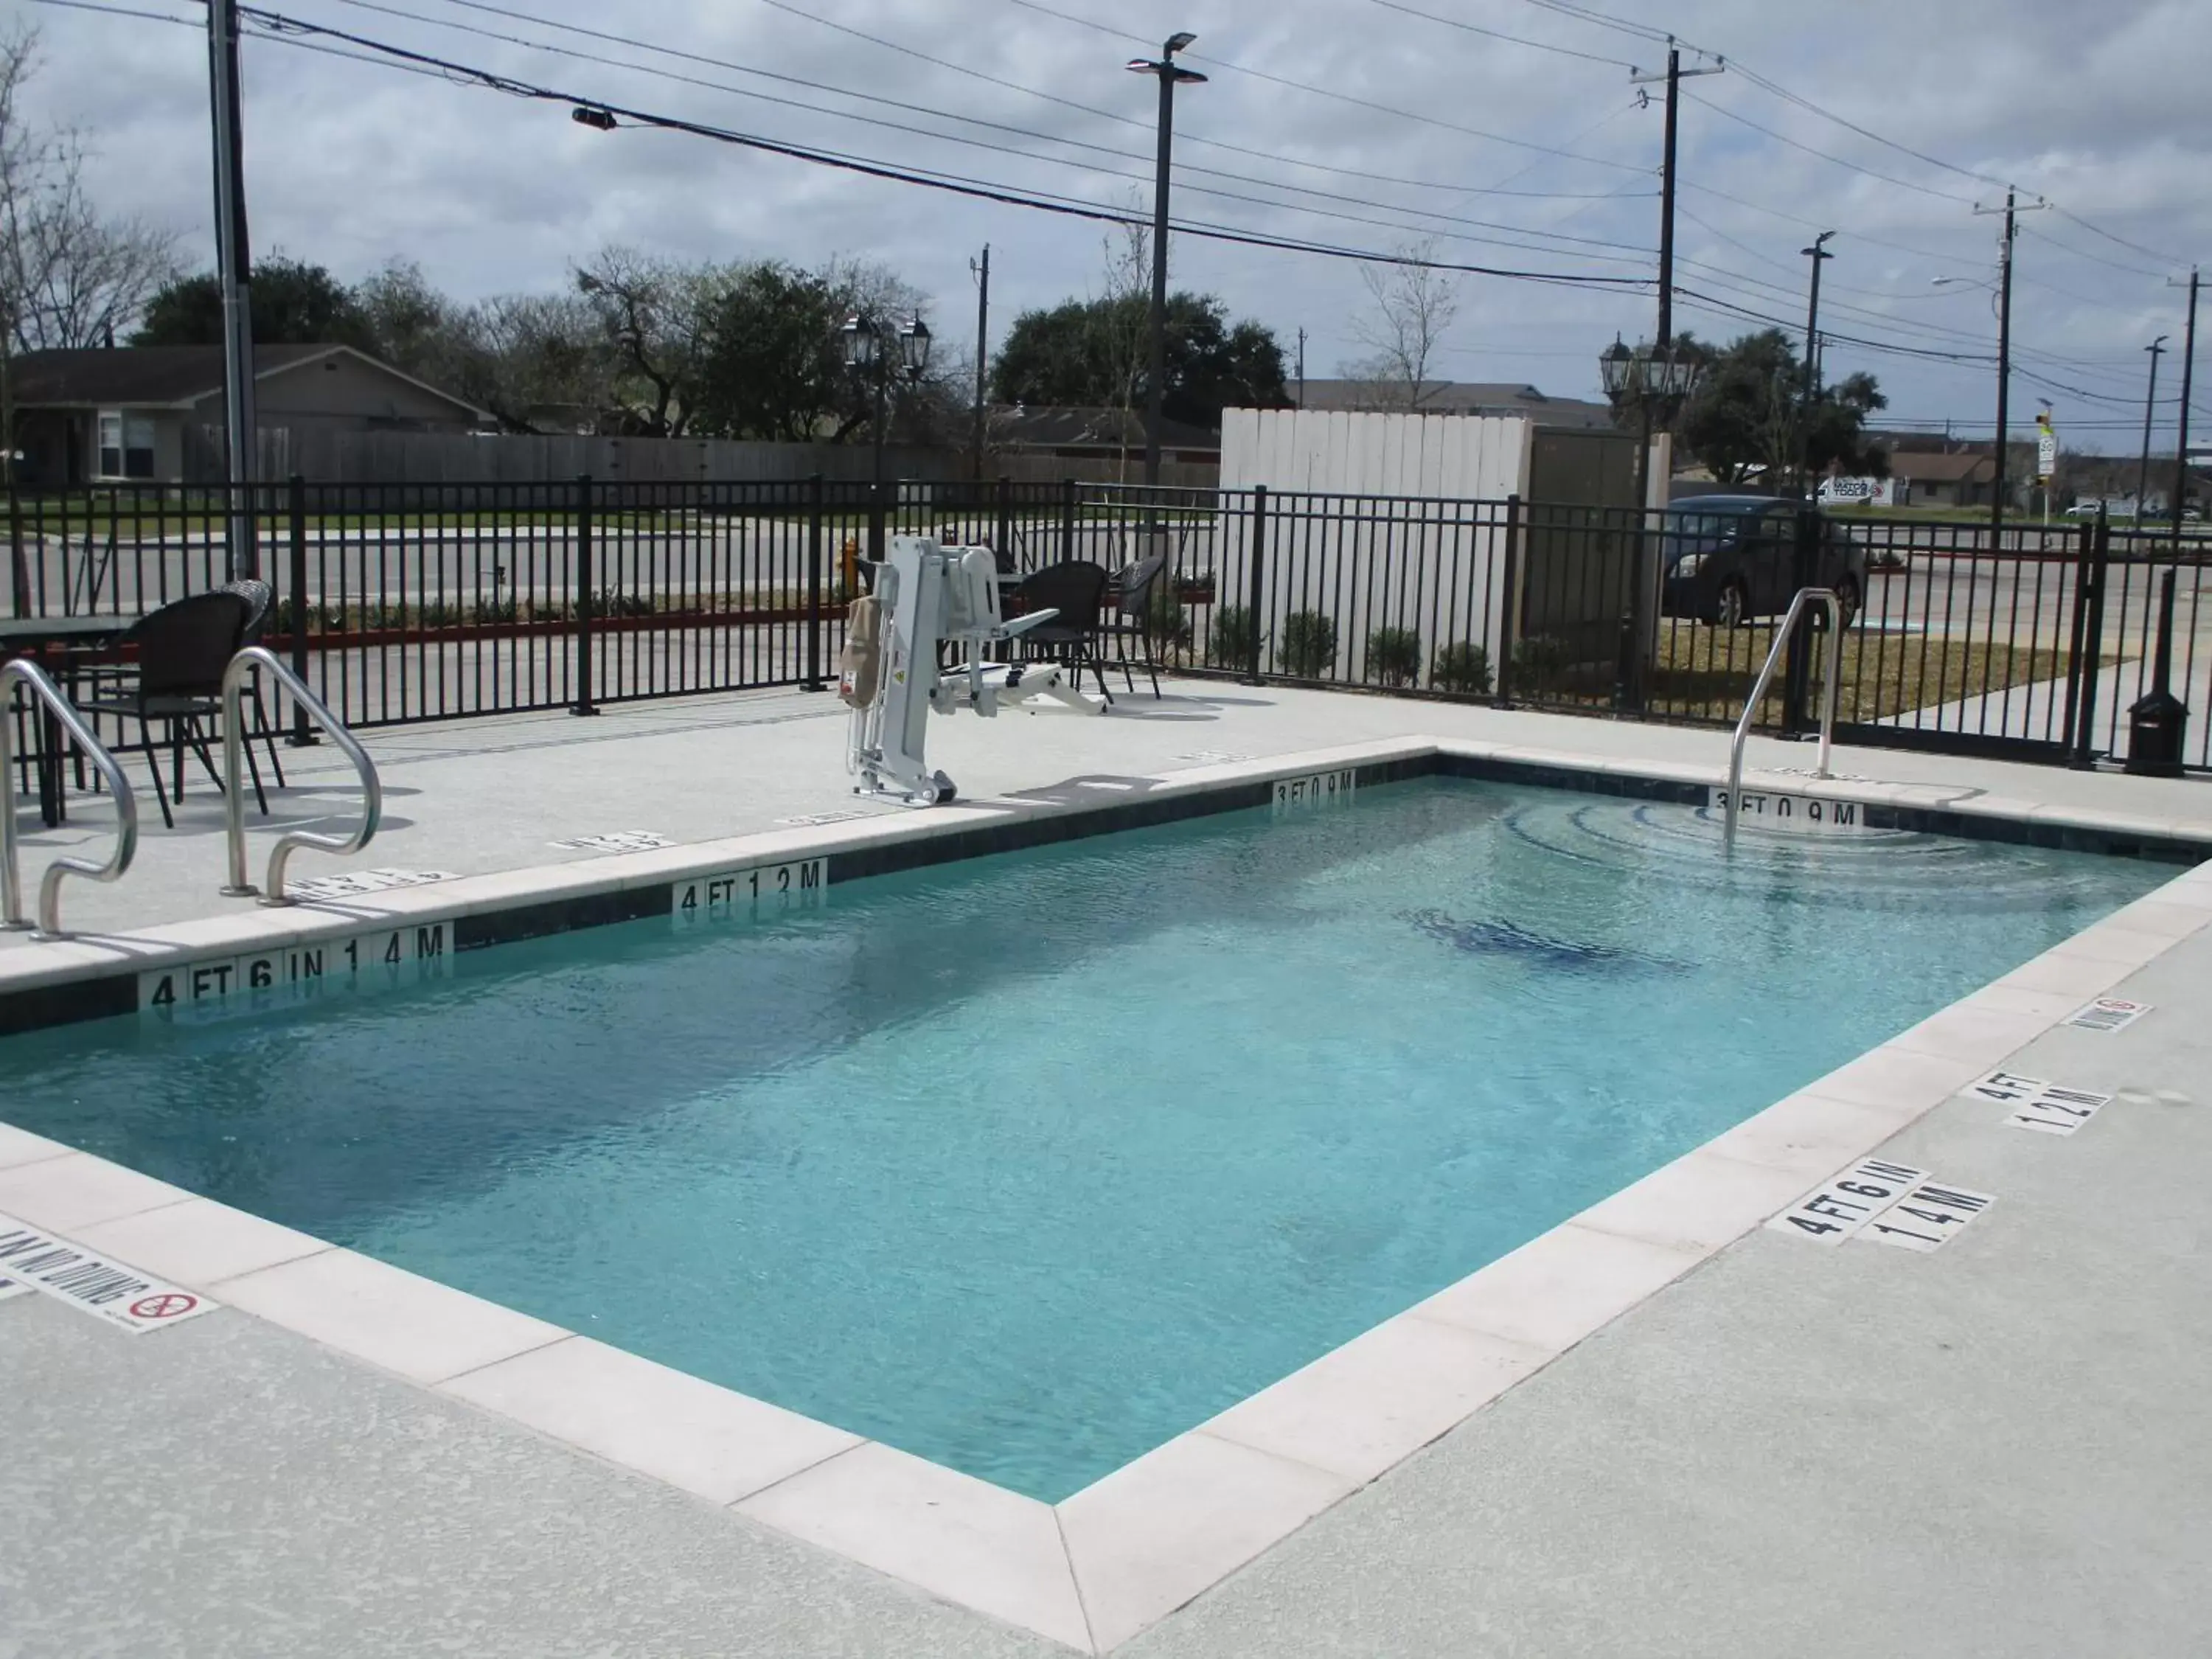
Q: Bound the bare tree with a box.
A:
[0,29,177,351]
[1096,204,1150,479]
[1342,238,1459,411]
[573,246,726,437]
[0,26,179,477]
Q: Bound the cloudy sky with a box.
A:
[13,0,2211,451]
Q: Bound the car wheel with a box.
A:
[1715,579,1748,629]
[1831,577,1860,630]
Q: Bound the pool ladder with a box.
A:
[221,645,381,904]
[0,647,379,936]
[0,658,139,937]
[1723,587,1843,853]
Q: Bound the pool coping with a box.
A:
[3,737,2211,1654]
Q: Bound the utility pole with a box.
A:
[1127,33,1205,490]
[1295,326,1306,408]
[2138,334,2168,520]
[2171,268,2199,543]
[1972,189,2044,540]
[1798,231,1834,494]
[208,0,259,577]
[970,244,989,483]
[1614,47,1718,710]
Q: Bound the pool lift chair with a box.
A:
[841,534,1099,806]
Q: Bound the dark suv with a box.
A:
[1659,495,1866,627]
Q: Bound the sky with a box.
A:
[10,0,2211,453]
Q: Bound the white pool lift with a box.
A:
[841,535,1099,806]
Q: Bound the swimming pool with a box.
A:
[0,777,2164,1500]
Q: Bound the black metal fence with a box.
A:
[6,479,2208,774]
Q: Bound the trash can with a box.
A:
[2125,688,2187,777]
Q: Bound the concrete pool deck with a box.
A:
[4,679,2211,1655]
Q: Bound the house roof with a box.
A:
[1887,451,1995,483]
[992,405,1221,452]
[1291,379,1618,430]
[7,344,487,420]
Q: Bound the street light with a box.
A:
[844,311,933,560]
[1126,32,1206,492]
[1599,335,1704,709]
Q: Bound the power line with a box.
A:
[115,0,1656,291]
[1001,0,1651,175]
[425,0,1636,204]
[314,0,1661,265]
[1365,0,1637,69]
[1681,90,1975,205]
[1505,0,2194,271]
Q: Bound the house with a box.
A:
[1293,378,1618,431]
[987,404,1222,466]
[7,344,490,485]
[1885,450,1995,509]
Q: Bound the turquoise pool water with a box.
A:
[0,780,2163,1499]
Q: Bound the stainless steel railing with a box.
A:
[222,646,381,904]
[0,658,139,937]
[1724,588,1843,853]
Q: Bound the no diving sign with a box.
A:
[0,1212,218,1333]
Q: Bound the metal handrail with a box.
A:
[1724,587,1843,853]
[222,645,381,904]
[0,658,138,937]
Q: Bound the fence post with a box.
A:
[995,476,1013,568]
[1060,476,1078,564]
[285,473,318,746]
[2059,518,2090,759]
[803,473,826,692]
[867,479,888,570]
[1780,505,1820,735]
[573,473,598,716]
[2070,510,2110,768]
[1495,494,1522,705]
[6,480,26,619]
[1245,486,1267,685]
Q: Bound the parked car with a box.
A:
[2065,501,2104,518]
[1659,495,1867,627]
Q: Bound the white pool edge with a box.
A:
[2,737,2209,1655]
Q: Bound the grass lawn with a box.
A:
[1648,622,2079,723]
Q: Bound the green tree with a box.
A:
[132,254,376,349]
[992,291,1288,428]
[690,260,841,441]
[1673,328,1886,487]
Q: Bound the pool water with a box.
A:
[0,780,2163,1499]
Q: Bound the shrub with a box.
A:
[472,598,519,625]
[593,588,655,619]
[1143,586,1192,657]
[1430,641,1493,697]
[1510,633,1569,687]
[1208,604,1260,672]
[1366,626,1422,689]
[1279,610,1339,679]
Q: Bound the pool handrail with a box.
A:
[1724,587,1843,853]
[0,657,139,937]
[222,645,381,904]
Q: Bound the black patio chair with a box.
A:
[1103,550,1169,698]
[1009,560,1114,703]
[220,577,289,790]
[80,589,262,829]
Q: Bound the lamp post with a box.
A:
[843,310,931,562]
[1600,335,1703,709]
[1126,32,1206,493]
